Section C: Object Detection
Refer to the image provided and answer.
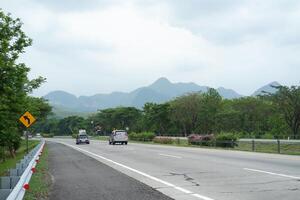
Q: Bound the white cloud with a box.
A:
[57,5,215,68]
[1,0,300,96]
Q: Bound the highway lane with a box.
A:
[48,142,172,200]
[47,138,300,200]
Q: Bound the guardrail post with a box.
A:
[277,139,281,154]
[6,141,44,200]
[252,140,255,152]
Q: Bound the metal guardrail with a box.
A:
[0,140,45,200]
[127,137,300,155]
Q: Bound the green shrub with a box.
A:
[261,133,274,139]
[215,133,238,148]
[41,133,54,138]
[128,132,155,141]
[72,134,77,138]
[153,137,174,144]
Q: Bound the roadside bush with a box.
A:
[215,133,238,148]
[128,132,155,141]
[72,134,77,138]
[41,133,54,138]
[6,132,21,158]
[261,133,274,139]
[153,137,174,144]
[187,134,214,146]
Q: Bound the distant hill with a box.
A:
[49,105,92,119]
[216,87,243,99]
[44,90,79,108]
[252,81,281,96]
[45,78,279,116]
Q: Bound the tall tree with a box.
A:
[143,103,171,135]
[197,88,222,134]
[25,96,52,133]
[271,86,300,139]
[170,93,202,136]
[57,116,86,135]
[91,107,142,133]
[0,10,45,157]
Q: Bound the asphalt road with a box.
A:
[48,142,172,200]
[47,139,300,200]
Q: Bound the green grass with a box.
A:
[280,144,300,155]
[0,140,39,176]
[24,144,51,200]
[235,141,300,155]
[92,136,109,141]
[91,135,300,155]
[124,138,300,155]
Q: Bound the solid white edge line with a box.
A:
[244,168,300,179]
[193,194,218,200]
[159,153,182,159]
[60,142,215,200]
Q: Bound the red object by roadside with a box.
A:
[23,184,30,190]
[31,167,36,173]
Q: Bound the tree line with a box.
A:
[35,86,300,140]
[0,10,51,161]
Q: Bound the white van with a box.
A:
[109,130,128,145]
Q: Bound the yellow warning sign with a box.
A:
[19,111,36,128]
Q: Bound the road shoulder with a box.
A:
[47,142,173,200]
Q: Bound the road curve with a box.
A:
[47,138,300,200]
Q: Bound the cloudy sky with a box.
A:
[1,0,300,96]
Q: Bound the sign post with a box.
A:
[25,131,28,154]
[19,111,36,154]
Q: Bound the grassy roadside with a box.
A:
[92,136,300,155]
[0,140,40,176]
[24,144,51,200]
[92,136,109,141]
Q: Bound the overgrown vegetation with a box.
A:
[34,86,300,141]
[24,144,51,200]
[0,10,51,162]
[0,140,39,176]
[41,133,54,138]
[153,137,174,144]
[215,133,238,148]
[128,132,155,141]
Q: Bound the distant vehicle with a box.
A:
[76,129,90,145]
[79,129,87,135]
[36,133,41,138]
[109,130,128,145]
[24,131,32,138]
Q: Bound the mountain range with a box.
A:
[43,78,280,116]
